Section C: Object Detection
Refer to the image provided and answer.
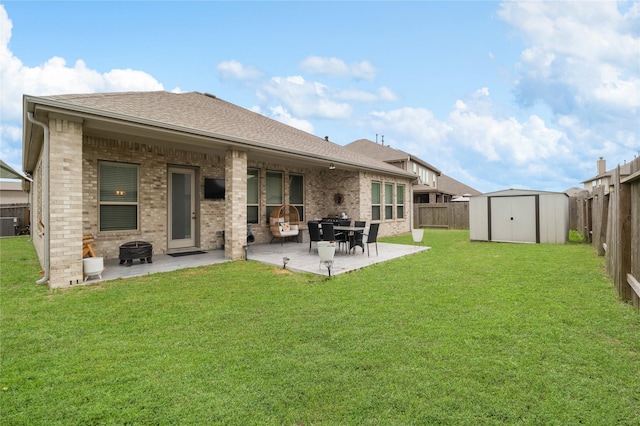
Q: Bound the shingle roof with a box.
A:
[1,159,25,180]
[437,174,481,197]
[344,138,481,196]
[582,161,632,183]
[27,91,413,177]
[345,139,441,173]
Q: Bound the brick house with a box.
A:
[22,91,416,288]
[345,139,480,203]
[582,156,632,194]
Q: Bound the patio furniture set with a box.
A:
[307,220,379,257]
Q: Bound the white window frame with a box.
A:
[247,168,259,224]
[266,170,283,221]
[98,161,139,232]
[289,173,304,222]
[384,182,394,220]
[397,184,405,219]
[371,181,381,221]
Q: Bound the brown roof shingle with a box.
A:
[29,91,414,177]
[438,174,481,197]
[345,138,441,173]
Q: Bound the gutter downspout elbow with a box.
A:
[27,112,50,286]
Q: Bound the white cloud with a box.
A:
[248,104,315,134]
[363,88,581,191]
[368,107,452,147]
[499,1,640,118]
[217,60,264,81]
[334,86,398,103]
[260,75,353,119]
[377,86,398,102]
[268,106,315,134]
[300,56,377,81]
[449,88,570,164]
[218,58,394,121]
[0,4,164,173]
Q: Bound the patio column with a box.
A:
[48,113,84,288]
[224,149,247,260]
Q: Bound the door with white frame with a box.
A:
[490,196,537,243]
[168,167,197,250]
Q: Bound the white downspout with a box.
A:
[27,112,50,286]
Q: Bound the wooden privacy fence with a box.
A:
[0,203,29,236]
[414,202,469,230]
[570,157,640,311]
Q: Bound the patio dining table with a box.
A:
[334,225,366,254]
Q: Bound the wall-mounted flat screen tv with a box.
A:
[204,178,225,200]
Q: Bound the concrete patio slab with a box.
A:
[247,241,431,276]
[84,240,431,285]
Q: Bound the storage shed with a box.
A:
[469,189,569,243]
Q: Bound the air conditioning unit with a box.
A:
[0,217,17,237]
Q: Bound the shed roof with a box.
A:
[23,91,415,178]
[474,188,569,198]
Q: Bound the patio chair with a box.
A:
[321,222,347,252]
[364,222,380,257]
[351,221,366,254]
[308,221,322,252]
[269,205,300,244]
[322,222,349,251]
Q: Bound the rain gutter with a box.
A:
[26,112,49,286]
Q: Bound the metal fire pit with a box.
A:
[119,241,153,266]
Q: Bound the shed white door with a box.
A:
[491,196,537,243]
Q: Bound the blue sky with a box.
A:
[1,1,638,192]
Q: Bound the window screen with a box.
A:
[99,162,138,231]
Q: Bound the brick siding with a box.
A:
[40,130,412,288]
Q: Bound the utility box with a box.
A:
[0,217,17,237]
[469,189,569,243]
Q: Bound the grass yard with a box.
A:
[1,230,639,425]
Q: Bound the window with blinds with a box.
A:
[266,170,283,220]
[385,183,394,219]
[371,181,381,221]
[99,162,138,231]
[247,168,259,224]
[289,174,304,222]
[397,184,405,219]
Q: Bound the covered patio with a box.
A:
[90,241,430,284]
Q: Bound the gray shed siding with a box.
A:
[469,189,569,244]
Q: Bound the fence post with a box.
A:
[597,191,609,256]
[615,165,633,301]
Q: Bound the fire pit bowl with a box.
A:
[119,241,153,266]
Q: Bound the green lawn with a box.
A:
[1,230,639,425]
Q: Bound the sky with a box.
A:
[0,1,638,193]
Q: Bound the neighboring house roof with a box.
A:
[564,187,587,197]
[438,174,481,197]
[0,159,25,180]
[581,161,632,183]
[344,138,481,197]
[23,91,415,179]
[344,139,441,174]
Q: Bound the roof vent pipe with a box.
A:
[27,112,50,286]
